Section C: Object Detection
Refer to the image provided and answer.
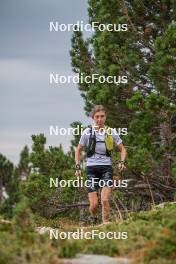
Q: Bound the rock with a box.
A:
[36,226,56,234]
[60,254,131,264]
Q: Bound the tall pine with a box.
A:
[70,0,176,207]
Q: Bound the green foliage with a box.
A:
[0,154,14,195]
[172,166,176,183]
[21,173,54,217]
[149,23,176,96]
[58,240,83,258]
[69,121,84,159]
[19,134,75,218]
[0,154,17,218]
[0,220,60,264]
[0,200,176,263]
[70,0,176,209]
[1,2,176,262]
[55,203,176,262]
[18,145,30,173]
[87,239,119,256]
[12,196,34,233]
[30,133,73,176]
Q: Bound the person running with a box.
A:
[75,105,127,224]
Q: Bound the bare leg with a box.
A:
[88,191,98,216]
[101,187,112,223]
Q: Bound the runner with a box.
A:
[75,105,127,224]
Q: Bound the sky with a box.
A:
[0,0,92,164]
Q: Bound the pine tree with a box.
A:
[70,0,176,205]
[0,154,13,203]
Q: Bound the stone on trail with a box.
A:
[61,254,131,264]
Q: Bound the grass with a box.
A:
[0,202,176,264]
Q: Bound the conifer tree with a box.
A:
[70,0,176,204]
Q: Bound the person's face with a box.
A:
[93,111,106,127]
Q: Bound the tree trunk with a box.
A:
[159,110,172,181]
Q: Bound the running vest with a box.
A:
[86,125,114,158]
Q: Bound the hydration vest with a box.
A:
[86,125,114,158]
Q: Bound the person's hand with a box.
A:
[75,170,81,177]
[74,164,81,177]
[117,161,126,172]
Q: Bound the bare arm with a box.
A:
[75,144,84,176]
[75,143,84,163]
[116,143,127,171]
[75,143,84,164]
[117,143,127,162]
